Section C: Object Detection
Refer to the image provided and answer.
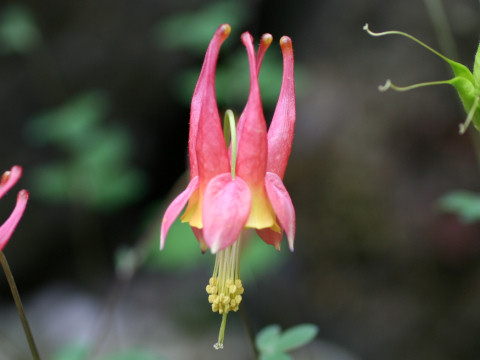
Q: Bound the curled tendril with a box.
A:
[364,23,480,134]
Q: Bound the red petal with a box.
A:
[256,33,273,73]
[0,190,28,251]
[189,24,231,180]
[267,36,295,179]
[256,228,283,251]
[191,226,208,253]
[236,33,268,188]
[265,172,295,251]
[237,34,272,143]
[160,176,199,249]
[0,166,23,199]
[196,24,230,186]
[202,173,251,253]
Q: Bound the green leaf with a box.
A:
[255,324,281,354]
[276,324,319,352]
[437,190,480,223]
[0,4,41,54]
[261,353,292,360]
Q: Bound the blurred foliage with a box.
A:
[154,0,248,54]
[0,3,41,55]
[142,217,209,272]
[175,50,284,109]
[154,0,304,110]
[116,216,288,281]
[51,343,160,360]
[255,323,318,360]
[26,90,146,212]
[437,189,480,223]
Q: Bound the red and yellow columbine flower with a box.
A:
[160,24,295,348]
[0,166,29,251]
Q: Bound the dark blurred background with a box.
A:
[0,0,480,359]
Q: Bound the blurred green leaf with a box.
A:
[256,323,318,358]
[50,343,88,360]
[27,90,109,149]
[27,90,146,212]
[240,232,287,283]
[173,47,283,109]
[255,324,281,354]
[143,214,287,278]
[260,353,292,360]
[276,324,319,352]
[31,163,70,203]
[0,4,41,54]
[437,190,480,223]
[143,216,209,272]
[154,1,248,53]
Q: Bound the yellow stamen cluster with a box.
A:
[206,277,244,314]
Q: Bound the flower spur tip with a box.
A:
[218,24,231,37]
[280,36,292,47]
[18,190,29,200]
[261,33,273,46]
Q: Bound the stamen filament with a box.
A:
[206,236,244,350]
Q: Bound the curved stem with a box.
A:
[378,78,455,92]
[0,252,41,360]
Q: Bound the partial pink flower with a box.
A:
[161,24,296,253]
[0,166,29,251]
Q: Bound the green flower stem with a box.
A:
[0,251,41,360]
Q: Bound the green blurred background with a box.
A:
[0,0,480,359]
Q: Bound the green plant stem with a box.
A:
[0,251,41,360]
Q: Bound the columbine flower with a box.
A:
[160,24,295,348]
[0,166,29,251]
[364,23,480,134]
